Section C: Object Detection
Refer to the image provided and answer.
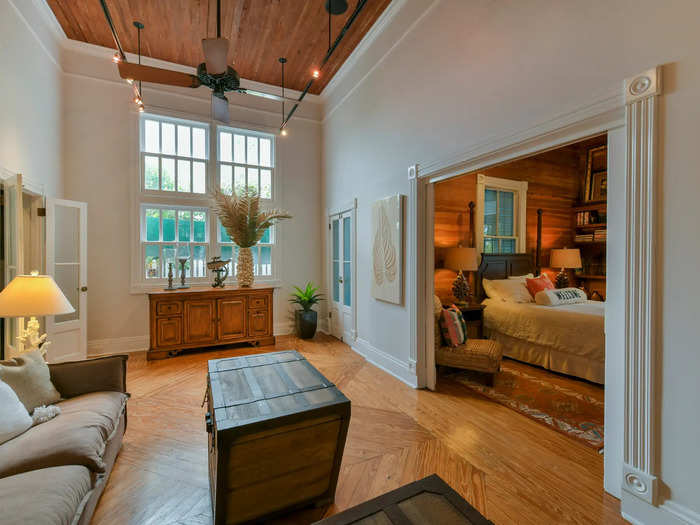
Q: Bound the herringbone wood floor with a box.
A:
[92,334,625,525]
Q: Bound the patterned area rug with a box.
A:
[447,359,604,449]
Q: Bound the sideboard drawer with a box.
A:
[249,295,268,309]
[157,301,182,316]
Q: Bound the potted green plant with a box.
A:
[289,283,323,339]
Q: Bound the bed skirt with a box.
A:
[486,329,604,384]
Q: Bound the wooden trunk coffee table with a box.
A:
[206,350,351,525]
[314,474,493,524]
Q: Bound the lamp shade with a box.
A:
[0,275,74,317]
[444,246,478,272]
[550,248,582,269]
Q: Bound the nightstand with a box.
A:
[458,303,486,339]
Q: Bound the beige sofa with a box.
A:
[0,355,128,525]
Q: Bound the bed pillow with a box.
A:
[439,305,467,347]
[507,273,534,281]
[0,380,32,445]
[535,287,588,306]
[526,274,554,298]
[482,278,533,303]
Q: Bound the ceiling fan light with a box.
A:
[312,70,320,79]
[202,38,229,75]
[112,51,121,63]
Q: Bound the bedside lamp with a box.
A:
[550,248,582,289]
[445,246,478,304]
[0,273,75,356]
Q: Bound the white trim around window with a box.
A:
[475,174,528,255]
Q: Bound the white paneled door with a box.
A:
[45,198,87,363]
[329,211,353,341]
[2,173,24,358]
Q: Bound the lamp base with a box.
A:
[555,268,569,289]
[17,316,51,357]
[452,270,473,303]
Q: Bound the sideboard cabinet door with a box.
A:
[218,297,247,341]
[184,300,216,344]
[156,317,182,347]
[248,308,270,337]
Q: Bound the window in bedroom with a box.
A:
[217,127,274,199]
[476,174,527,254]
[141,115,208,193]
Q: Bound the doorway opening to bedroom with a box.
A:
[432,133,608,450]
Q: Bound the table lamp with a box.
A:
[0,273,75,356]
[445,246,478,304]
[550,248,582,289]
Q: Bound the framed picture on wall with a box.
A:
[371,194,404,304]
[584,145,607,202]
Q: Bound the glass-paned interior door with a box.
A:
[45,198,87,363]
[2,173,24,358]
[329,210,353,341]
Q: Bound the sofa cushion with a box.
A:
[0,465,93,525]
[0,379,32,445]
[0,350,62,413]
[0,391,127,478]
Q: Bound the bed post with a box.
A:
[535,209,543,275]
[468,201,475,247]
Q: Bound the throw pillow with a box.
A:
[535,287,588,306]
[0,350,61,413]
[507,273,534,281]
[439,305,467,347]
[0,380,32,445]
[525,274,555,298]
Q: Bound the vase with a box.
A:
[295,310,318,339]
[237,247,254,287]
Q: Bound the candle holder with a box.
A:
[164,262,176,290]
[178,257,190,289]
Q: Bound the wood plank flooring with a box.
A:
[92,334,625,524]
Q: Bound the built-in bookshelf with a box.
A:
[572,201,606,298]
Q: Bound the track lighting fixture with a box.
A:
[312,70,320,79]
[112,51,121,63]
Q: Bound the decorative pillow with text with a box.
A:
[535,287,588,306]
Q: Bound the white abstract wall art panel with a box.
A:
[371,194,404,304]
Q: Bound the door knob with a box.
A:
[80,286,88,292]
[338,277,343,283]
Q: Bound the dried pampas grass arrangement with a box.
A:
[211,187,292,286]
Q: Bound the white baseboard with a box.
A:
[87,335,149,356]
[661,500,700,525]
[622,493,699,525]
[274,321,294,336]
[351,337,418,388]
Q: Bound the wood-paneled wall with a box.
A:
[433,137,605,303]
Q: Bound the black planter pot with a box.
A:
[295,309,318,339]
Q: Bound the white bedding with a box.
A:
[483,298,605,381]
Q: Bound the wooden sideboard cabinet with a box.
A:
[148,286,274,360]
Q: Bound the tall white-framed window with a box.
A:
[141,115,209,194]
[141,204,209,280]
[217,126,274,199]
[132,112,280,290]
[475,174,527,254]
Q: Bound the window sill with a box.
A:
[130,278,283,295]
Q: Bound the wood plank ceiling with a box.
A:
[46,0,392,94]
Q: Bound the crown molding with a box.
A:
[7,0,61,69]
[322,0,441,122]
[320,0,406,99]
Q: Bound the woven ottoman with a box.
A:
[436,338,503,386]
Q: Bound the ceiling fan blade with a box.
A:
[201,38,229,75]
[211,93,230,123]
[117,62,201,88]
[238,88,298,104]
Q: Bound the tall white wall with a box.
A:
[61,47,323,352]
[322,0,700,523]
[0,0,62,196]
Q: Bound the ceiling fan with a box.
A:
[100,0,298,124]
